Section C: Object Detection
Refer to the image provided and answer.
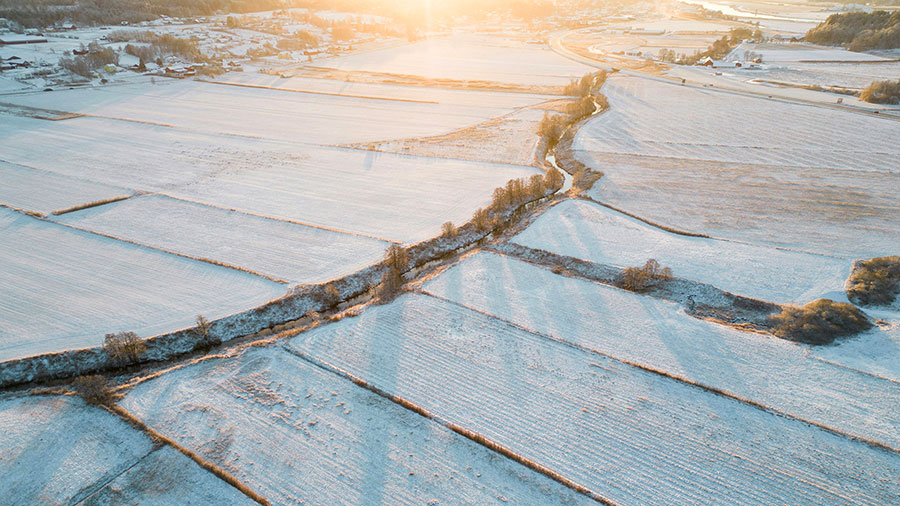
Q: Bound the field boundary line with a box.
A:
[418,290,900,456]
[106,404,271,506]
[196,78,441,104]
[65,442,160,505]
[52,195,133,216]
[48,218,290,284]
[147,193,402,245]
[280,343,618,506]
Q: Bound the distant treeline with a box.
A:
[0,0,291,28]
[0,0,566,28]
[805,11,900,51]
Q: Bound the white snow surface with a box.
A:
[0,116,539,243]
[0,395,254,506]
[121,346,591,506]
[319,34,595,87]
[56,195,390,284]
[0,161,131,215]
[0,209,285,361]
[0,77,548,145]
[813,308,900,382]
[731,42,889,62]
[82,445,256,506]
[288,292,900,505]
[576,75,900,172]
[511,199,852,303]
[421,251,900,450]
[577,75,900,258]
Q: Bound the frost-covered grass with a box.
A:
[83,446,257,506]
[288,293,900,505]
[57,195,390,284]
[0,78,549,145]
[0,395,152,505]
[0,395,255,506]
[320,34,595,87]
[421,251,900,450]
[0,209,284,361]
[0,161,131,216]
[511,199,851,303]
[0,116,538,243]
[121,346,591,506]
[577,75,900,258]
[730,42,889,62]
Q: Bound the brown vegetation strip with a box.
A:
[577,195,711,238]
[197,79,440,104]
[51,195,133,216]
[420,290,900,457]
[106,404,271,506]
[281,344,617,506]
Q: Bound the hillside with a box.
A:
[805,11,900,51]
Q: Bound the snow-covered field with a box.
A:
[422,252,900,449]
[319,34,595,87]
[288,292,900,505]
[57,195,389,284]
[0,208,284,361]
[731,42,890,63]
[814,308,900,383]
[1,115,538,244]
[0,161,131,215]
[121,346,591,506]
[0,395,252,505]
[0,77,549,145]
[512,199,851,303]
[577,75,900,258]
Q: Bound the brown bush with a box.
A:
[384,245,409,273]
[472,207,492,233]
[572,168,603,192]
[375,268,404,303]
[847,256,900,306]
[441,221,458,238]
[72,375,112,405]
[619,259,673,292]
[544,167,564,189]
[103,331,146,365]
[769,299,872,345]
[195,315,211,338]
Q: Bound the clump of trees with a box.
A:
[59,42,117,78]
[469,170,561,235]
[562,70,608,97]
[860,79,900,104]
[847,256,900,305]
[768,299,872,345]
[805,11,900,51]
[119,31,204,62]
[676,27,762,65]
[619,259,673,292]
[103,331,146,365]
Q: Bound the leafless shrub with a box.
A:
[619,259,673,292]
[441,221,458,238]
[72,375,112,405]
[572,168,604,192]
[472,207,492,233]
[195,315,211,338]
[103,331,146,365]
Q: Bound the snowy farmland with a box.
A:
[0,117,540,244]
[576,74,900,258]
[56,195,390,284]
[511,199,851,303]
[121,346,591,506]
[0,208,284,361]
[0,395,253,505]
[318,34,595,87]
[0,162,132,216]
[0,77,553,145]
[288,293,900,505]
[422,251,900,450]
